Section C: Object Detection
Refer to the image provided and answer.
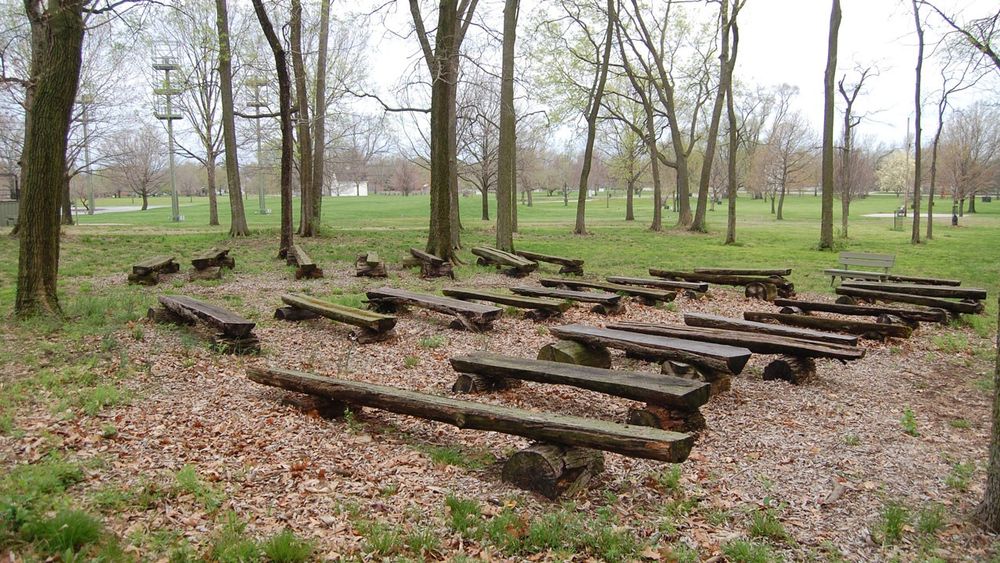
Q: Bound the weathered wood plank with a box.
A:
[511,286,621,305]
[158,295,255,338]
[471,246,538,273]
[548,324,752,375]
[191,247,233,271]
[650,269,794,296]
[133,255,179,276]
[514,250,584,274]
[885,274,961,286]
[693,267,791,276]
[538,278,676,303]
[281,293,396,332]
[247,367,694,462]
[743,311,913,339]
[288,244,323,279]
[409,247,445,266]
[773,298,948,323]
[835,286,984,314]
[606,276,709,292]
[366,287,502,326]
[684,313,859,346]
[841,281,986,300]
[355,252,387,278]
[442,288,571,313]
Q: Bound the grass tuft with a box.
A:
[260,529,313,563]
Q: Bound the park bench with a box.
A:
[514,250,584,275]
[275,293,397,343]
[149,295,259,354]
[835,285,984,315]
[773,298,948,324]
[366,287,502,331]
[539,277,676,304]
[650,268,794,300]
[511,286,624,314]
[127,255,179,286]
[606,276,709,295]
[286,244,323,279]
[441,288,571,319]
[248,366,694,498]
[408,247,454,279]
[449,352,711,431]
[743,311,913,340]
[684,313,859,346]
[355,252,387,278]
[471,246,538,277]
[824,252,895,285]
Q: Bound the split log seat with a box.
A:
[366,287,502,331]
[511,286,624,314]
[684,313,859,346]
[606,276,709,294]
[409,247,454,279]
[149,295,258,354]
[449,352,711,431]
[650,269,794,299]
[514,250,584,275]
[442,288,571,319]
[287,244,323,279]
[191,247,234,271]
[355,252,387,278]
[128,255,179,285]
[744,311,913,340]
[841,281,986,301]
[835,286,984,315]
[773,298,948,324]
[247,366,694,499]
[694,267,791,276]
[882,274,961,286]
[471,246,538,277]
[275,293,397,343]
[539,278,676,304]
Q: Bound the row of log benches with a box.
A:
[128,247,235,285]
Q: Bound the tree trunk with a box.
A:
[777,180,786,220]
[206,151,220,226]
[819,0,840,250]
[310,0,331,230]
[973,296,1000,531]
[449,82,462,250]
[16,0,85,318]
[141,191,149,211]
[291,0,315,237]
[496,0,517,251]
[215,0,250,237]
[251,0,294,256]
[968,193,976,213]
[425,0,459,260]
[724,60,738,245]
[481,188,489,220]
[60,172,73,225]
[910,0,924,244]
[625,178,635,221]
[573,0,615,235]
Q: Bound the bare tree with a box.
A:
[102,124,166,211]
[836,64,875,238]
[456,71,500,221]
[331,113,391,196]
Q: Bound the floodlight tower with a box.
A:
[246,76,270,215]
[152,44,184,222]
[78,93,95,215]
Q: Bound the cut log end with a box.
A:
[627,405,706,433]
[661,361,729,396]
[281,395,350,419]
[211,333,261,355]
[274,306,321,321]
[190,267,223,282]
[501,443,605,499]
[591,302,626,315]
[745,282,778,302]
[451,373,520,394]
[295,267,325,280]
[353,328,398,344]
[835,295,857,305]
[147,306,188,325]
[779,306,805,315]
[762,355,816,385]
[538,341,612,369]
[559,265,584,275]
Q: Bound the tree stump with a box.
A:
[776,283,795,298]
[762,355,816,384]
[745,282,778,301]
[211,333,261,355]
[538,341,612,369]
[420,261,455,279]
[128,272,159,286]
[501,442,604,499]
[274,306,321,321]
[661,361,729,395]
[451,373,519,393]
[835,295,857,305]
[190,267,223,281]
[627,404,706,433]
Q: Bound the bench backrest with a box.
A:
[838,252,894,271]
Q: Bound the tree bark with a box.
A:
[819,0,840,250]
[206,151,219,225]
[910,0,924,244]
[724,44,738,245]
[215,0,250,237]
[16,0,85,317]
[625,179,635,220]
[310,0,331,229]
[974,296,1000,531]
[291,0,315,237]
[496,0,517,251]
[60,172,73,225]
[425,0,459,260]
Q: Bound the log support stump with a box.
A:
[128,272,159,286]
[776,283,795,298]
[352,328,397,344]
[524,309,560,321]
[745,282,778,301]
[835,295,857,305]
[661,361,730,396]
[559,264,584,275]
[591,301,626,315]
[627,404,706,433]
[538,341,612,369]
[762,355,816,384]
[877,313,918,330]
[778,306,805,315]
[274,306,322,321]
[211,333,261,355]
[448,315,493,332]
[190,267,223,282]
[451,373,521,393]
[281,395,350,419]
[420,262,455,279]
[501,442,605,499]
[683,289,706,300]
[147,306,190,325]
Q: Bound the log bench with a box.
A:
[149,295,259,354]
[366,287,502,331]
[471,246,538,277]
[449,352,711,431]
[275,293,397,343]
[548,323,753,394]
[841,281,986,301]
[286,244,324,279]
[442,288,571,319]
[606,276,709,296]
[835,286,984,315]
[355,252,387,278]
[191,247,234,270]
[773,298,948,324]
[539,278,676,305]
[514,250,584,275]
[743,311,913,340]
[694,267,792,276]
[247,366,694,499]
[409,247,454,279]
[128,255,179,286]
[650,268,794,300]
[684,313,860,346]
[511,286,624,314]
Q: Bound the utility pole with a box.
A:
[903,117,911,216]
[79,93,95,215]
[153,46,184,222]
[246,76,271,215]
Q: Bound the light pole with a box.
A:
[152,46,184,222]
[79,93,95,215]
[246,76,270,214]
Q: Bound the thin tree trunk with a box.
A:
[206,152,219,225]
[310,0,331,230]
[496,0,517,251]
[625,178,635,220]
[60,173,73,225]
[910,0,924,244]
[251,0,294,256]
[974,296,1000,531]
[968,193,977,213]
[141,191,149,211]
[481,188,489,220]
[819,0,840,250]
[16,0,85,318]
[291,0,314,237]
[724,65,737,245]
[216,0,249,237]
[777,180,787,220]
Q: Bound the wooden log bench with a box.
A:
[409,247,454,279]
[471,246,538,277]
[606,276,709,296]
[684,313,859,346]
[824,252,894,285]
[841,281,986,301]
[275,293,397,343]
[442,288,571,320]
[548,324,753,395]
[511,286,624,315]
[355,252,387,278]
[192,247,234,270]
[286,244,323,279]
[248,366,694,499]
[539,278,676,305]
[650,269,794,300]
[744,311,913,340]
[366,287,502,331]
[149,295,259,354]
[449,352,711,431]
[514,250,584,275]
[835,286,984,315]
[773,298,948,324]
[128,255,179,286]
[694,267,792,276]
[884,274,961,286]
